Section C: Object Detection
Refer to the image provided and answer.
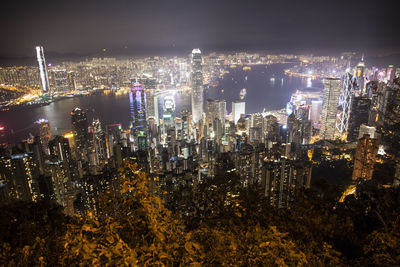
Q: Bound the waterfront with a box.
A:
[0,64,323,143]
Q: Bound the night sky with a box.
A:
[1,0,399,58]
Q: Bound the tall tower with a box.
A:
[347,96,371,142]
[36,118,52,155]
[71,108,88,153]
[352,134,379,180]
[35,46,50,93]
[320,78,341,140]
[206,99,226,128]
[356,57,365,93]
[232,101,245,124]
[191,48,204,124]
[130,83,147,150]
[163,95,175,131]
[336,72,356,133]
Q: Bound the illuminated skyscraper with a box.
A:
[163,95,175,131]
[51,69,69,92]
[36,118,51,155]
[232,101,245,124]
[320,78,341,140]
[70,108,88,154]
[352,134,379,180]
[263,158,312,208]
[35,46,50,93]
[191,48,204,124]
[130,83,147,150]
[356,58,365,93]
[337,72,356,133]
[347,96,371,142]
[206,99,226,134]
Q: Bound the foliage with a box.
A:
[1,161,400,265]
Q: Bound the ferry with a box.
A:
[243,66,251,71]
[240,88,247,99]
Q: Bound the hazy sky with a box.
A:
[1,0,399,58]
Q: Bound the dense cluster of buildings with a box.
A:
[1,47,400,214]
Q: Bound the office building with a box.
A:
[352,134,379,180]
[191,48,204,123]
[320,78,341,140]
[36,118,51,155]
[232,101,245,124]
[337,72,356,133]
[347,97,371,142]
[35,46,50,93]
[262,158,312,208]
[70,108,89,157]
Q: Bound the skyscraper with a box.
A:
[352,134,379,180]
[163,95,175,131]
[191,48,204,124]
[232,101,245,124]
[356,58,365,93]
[347,96,371,142]
[70,108,88,154]
[206,99,226,134]
[320,78,341,140]
[310,100,323,124]
[337,72,356,133]
[130,83,147,150]
[36,118,51,155]
[35,46,50,93]
[263,158,312,208]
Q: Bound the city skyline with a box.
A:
[1,1,400,265]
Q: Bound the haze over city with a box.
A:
[0,0,400,266]
[1,0,400,60]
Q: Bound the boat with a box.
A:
[240,88,247,99]
[245,76,248,81]
[243,66,251,71]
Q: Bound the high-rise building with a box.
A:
[51,69,69,92]
[105,124,122,159]
[130,83,147,151]
[232,101,245,125]
[352,134,379,180]
[131,83,147,135]
[206,99,226,134]
[36,118,51,155]
[70,108,89,155]
[320,78,341,140]
[163,95,175,131]
[35,46,50,93]
[310,100,323,124]
[146,90,159,125]
[358,124,377,139]
[191,48,204,123]
[263,115,280,143]
[356,58,365,93]
[0,152,40,202]
[262,158,312,208]
[347,96,371,142]
[337,72,356,133]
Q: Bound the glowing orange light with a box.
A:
[63,133,74,139]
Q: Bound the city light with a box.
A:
[63,133,74,138]
[0,2,398,263]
